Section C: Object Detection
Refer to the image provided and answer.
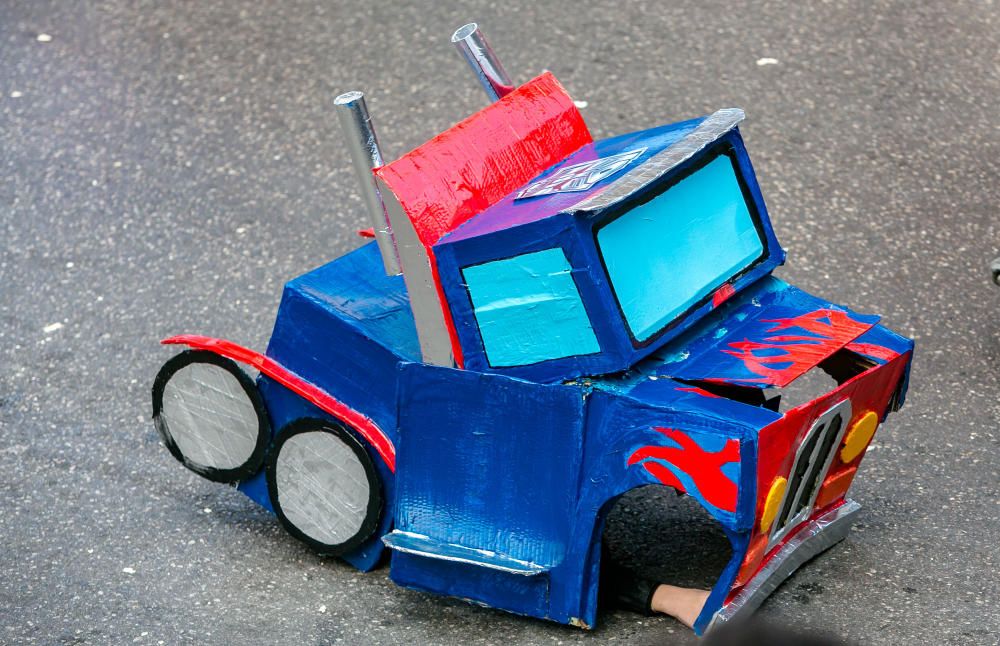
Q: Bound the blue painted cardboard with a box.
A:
[155,97,914,633]
[643,276,881,388]
[388,356,761,627]
[386,274,910,628]
[233,242,416,571]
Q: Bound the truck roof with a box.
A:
[441,116,702,243]
[443,108,745,244]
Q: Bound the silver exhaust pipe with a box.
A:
[451,23,514,102]
[334,90,402,276]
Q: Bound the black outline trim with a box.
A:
[594,143,771,348]
[266,418,383,556]
[152,349,271,484]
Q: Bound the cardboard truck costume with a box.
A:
[151,24,913,634]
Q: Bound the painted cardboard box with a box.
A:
[151,24,913,634]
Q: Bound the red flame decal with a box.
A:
[676,386,722,399]
[722,309,873,386]
[628,427,740,512]
[845,341,899,362]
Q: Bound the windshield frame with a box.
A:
[593,142,771,348]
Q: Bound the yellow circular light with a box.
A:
[841,411,879,463]
[760,477,787,533]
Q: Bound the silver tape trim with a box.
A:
[334,91,402,276]
[708,499,861,631]
[768,400,852,547]
[567,108,746,214]
[382,530,547,576]
[375,175,455,366]
[450,23,514,102]
[160,362,260,470]
[274,430,372,546]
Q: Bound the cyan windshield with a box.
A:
[597,151,766,342]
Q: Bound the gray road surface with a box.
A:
[1,1,998,644]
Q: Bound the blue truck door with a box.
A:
[385,362,587,619]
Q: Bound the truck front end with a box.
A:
[711,320,912,628]
[593,276,913,632]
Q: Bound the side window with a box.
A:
[462,248,600,367]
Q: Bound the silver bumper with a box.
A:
[708,499,861,630]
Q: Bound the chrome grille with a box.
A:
[770,400,852,545]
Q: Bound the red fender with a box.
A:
[162,334,396,472]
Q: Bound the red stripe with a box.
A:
[675,386,723,399]
[162,334,396,471]
[712,283,736,308]
[427,251,465,368]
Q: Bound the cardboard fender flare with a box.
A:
[161,334,396,471]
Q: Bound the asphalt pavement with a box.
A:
[1,1,998,644]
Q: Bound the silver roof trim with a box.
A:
[565,107,746,214]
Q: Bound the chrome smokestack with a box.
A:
[334,90,401,276]
[451,23,514,101]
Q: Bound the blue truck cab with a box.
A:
[151,38,913,635]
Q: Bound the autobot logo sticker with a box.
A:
[515,148,647,200]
